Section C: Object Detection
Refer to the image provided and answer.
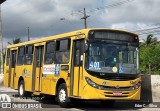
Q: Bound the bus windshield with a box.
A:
[85,42,139,74]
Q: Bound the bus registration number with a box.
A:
[113,91,122,96]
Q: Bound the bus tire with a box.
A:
[18,80,27,97]
[57,83,71,108]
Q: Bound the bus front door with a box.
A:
[71,39,84,97]
[33,46,44,92]
[9,50,17,88]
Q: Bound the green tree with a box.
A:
[13,38,21,44]
[140,35,160,74]
[140,34,158,47]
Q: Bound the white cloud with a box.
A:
[1,0,160,48]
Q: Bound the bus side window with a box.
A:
[6,49,10,66]
[25,45,34,65]
[44,41,55,64]
[55,39,70,64]
[11,51,17,68]
[75,41,81,66]
[17,46,25,65]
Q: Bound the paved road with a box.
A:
[0,86,159,111]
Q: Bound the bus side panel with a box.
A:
[4,64,9,87]
[78,67,84,97]
[24,76,32,92]
[15,65,24,89]
[61,67,70,96]
[35,68,40,91]
[41,75,51,94]
[10,69,14,88]
[13,72,19,89]
[42,66,70,95]
[73,67,79,96]
[23,65,33,92]
[50,76,56,95]
[4,49,10,87]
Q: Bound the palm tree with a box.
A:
[141,34,158,47]
[146,34,157,44]
[13,38,21,44]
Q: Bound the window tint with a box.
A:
[25,45,34,65]
[56,41,60,51]
[6,49,10,66]
[17,46,25,65]
[27,45,33,54]
[56,51,70,64]
[74,41,81,66]
[19,47,25,55]
[11,51,17,68]
[36,47,44,67]
[55,39,70,64]
[59,39,70,51]
[44,41,55,64]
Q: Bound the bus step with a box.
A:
[33,91,41,95]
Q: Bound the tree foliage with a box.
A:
[13,38,21,44]
[140,34,160,74]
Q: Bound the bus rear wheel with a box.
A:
[18,80,28,97]
[57,83,71,108]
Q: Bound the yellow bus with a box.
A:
[4,28,141,107]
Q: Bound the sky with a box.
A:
[1,0,160,48]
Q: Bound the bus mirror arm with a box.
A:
[84,43,88,53]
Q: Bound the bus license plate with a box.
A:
[113,91,122,96]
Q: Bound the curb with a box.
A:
[141,74,160,102]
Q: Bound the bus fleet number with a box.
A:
[89,62,101,69]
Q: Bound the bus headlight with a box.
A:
[85,76,102,89]
[132,82,141,90]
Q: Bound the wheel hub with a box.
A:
[19,84,24,96]
[59,89,66,102]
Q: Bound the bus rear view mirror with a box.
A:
[84,43,88,53]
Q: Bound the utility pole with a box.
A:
[0,0,6,75]
[27,27,30,41]
[81,8,90,29]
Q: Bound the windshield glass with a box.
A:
[85,42,139,74]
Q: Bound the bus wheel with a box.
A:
[18,80,26,97]
[57,83,71,108]
[101,100,115,107]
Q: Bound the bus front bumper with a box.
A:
[81,84,141,100]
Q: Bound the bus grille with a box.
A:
[101,86,133,91]
[105,95,128,97]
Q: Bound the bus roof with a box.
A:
[6,28,138,48]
